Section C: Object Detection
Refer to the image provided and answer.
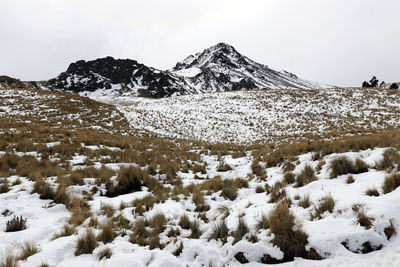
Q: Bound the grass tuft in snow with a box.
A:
[0,254,18,267]
[18,241,39,261]
[98,247,112,260]
[232,217,249,244]
[97,220,116,244]
[311,195,335,220]
[382,173,400,194]
[208,220,229,244]
[75,229,97,256]
[295,164,316,187]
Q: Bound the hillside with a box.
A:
[1,88,400,266]
[97,87,400,145]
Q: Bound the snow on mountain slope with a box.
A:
[1,43,330,98]
[97,87,400,145]
[170,43,329,93]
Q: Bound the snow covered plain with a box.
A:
[2,87,400,266]
[96,88,400,144]
[1,147,400,266]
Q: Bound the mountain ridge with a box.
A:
[1,43,331,97]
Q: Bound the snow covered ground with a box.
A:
[1,147,400,266]
[96,88,400,144]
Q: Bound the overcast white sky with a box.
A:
[0,0,399,86]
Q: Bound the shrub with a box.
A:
[19,241,39,261]
[390,83,399,90]
[311,196,335,220]
[268,203,320,262]
[97,221,116,244]
[382,173,400,194]
[295,165,316,187]
[208,220,229,244]
[220,186,238,201]
[233,217,249,244]
[98,247,112,260]
[366,188,380,197]
[75,229,97,256]
[6,215,27,232]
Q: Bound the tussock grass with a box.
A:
[295,164,316,187]
[97,220,116,244]
[382,173,400,194]
[179,214,191,230]
[0,254,18,267]
[189,220,202,239]
[18,241,39,261]
[208,220,229,244]
[233,217,249,244]
[298,195,311,209]
[311,196,335,220]
[346,175,355,184]
[98,247,112,260]
[100,204,115,218]
[75,229,97,256]
[267,202,320,262]
[356,211,374,229]
[376,149,400,170]
[366,188,380,197]
[52,224,75,239]
[330,157,368,178]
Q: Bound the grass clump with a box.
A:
[295,165,316,187]
[6,215,27,232]
[346,175,355,184]
[356,211,374,229]
[18,241,39,261]
[52,224,75,239]
[100,204,115,218]
[220,186,238,201]
[0,255,18,267]
[179,214,191,230]
[376,149,400,170]
[267,202,320,262]
[0,179,10,194]
[298,195,311,209]
[311,196,335,220]
[382,173,400,194]
[75,229,97,256]
[105,166,144,197]
[208,220,229,244]
[330,156,368,179]
[97,220,116,244]
[233,217,249,244]
[366,188,380,197]
[189,220,203,239]
[98,247,112,260]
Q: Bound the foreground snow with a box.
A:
[1,147,400,266]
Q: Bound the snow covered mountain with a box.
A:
[45,57,191,98]
[2,43,330,97]
[171,43,327,93]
